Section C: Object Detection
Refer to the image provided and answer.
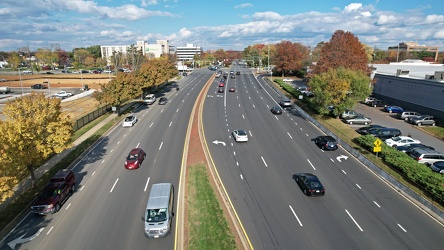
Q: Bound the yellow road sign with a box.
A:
[373,146,382,152]
[374,139,382,147]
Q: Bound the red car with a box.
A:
[229,87,235,92]
[218,83,225,87]
[124,148,146,169]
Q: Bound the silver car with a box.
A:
[344,116,372,125]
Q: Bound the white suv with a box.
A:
[143,94,156,105]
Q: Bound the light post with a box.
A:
[18,68,24,95]
[47,79,51,95]
[80,69,84,90]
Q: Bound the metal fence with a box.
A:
[73,104,111,131]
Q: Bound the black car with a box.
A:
[218,88,224,93]
[270,106,282,115]
[31,84,47,89]
[158,97,168,105]
[293,173,325,196]
[396,143,435,154]
[369,127,402,140]
[355,125,385,135]
[183,72,188,76]
[236,71,240,75]
[314,136,338,150]
[369,100,386,107]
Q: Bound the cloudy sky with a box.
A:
[1,0,443,52]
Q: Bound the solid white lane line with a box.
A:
[289,205,303,226]
[307,159,316,170]
[287,132,293,139]
[110,178,119,193]
[345,209,363,231]
[397,224,407,232]
[159,142,164,150]
[65,203,71,210]
[261,156,268,167]
[144,177,150,192]
[355,184,362,189]
[373,201,381,208]
[47,226,54,235]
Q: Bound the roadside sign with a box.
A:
[374,139,382,147]
[373,146,382,152]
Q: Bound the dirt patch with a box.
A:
[0,73,112,89]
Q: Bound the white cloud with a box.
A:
[251,11,283,21]
[434,30,444,39]
[179,28,192,38]
[376,14,398,25]
[344,3,362,12]
[234,3,254,9]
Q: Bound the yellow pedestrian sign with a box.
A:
[374,139,382,147]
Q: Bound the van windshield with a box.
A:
[146,208,167,222]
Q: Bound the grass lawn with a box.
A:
[188,164,237,250]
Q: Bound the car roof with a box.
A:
[129,148,142,154]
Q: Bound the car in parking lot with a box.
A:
[270,106,282,115]
[409,148,444,165]
[293,173,325,196]
[396,143,435,154]
[369,127,402,140]
[383,106,404,113]
[314,136,338,150]
[344,116,372,125]
[396,111,421,121]
[283,78,293,82]
[122,115,137,127]
[428,161,444,174]
[158,97,168,105]
[124,148,146,170]
[363,97,376,104]
[407,115,437,126]
[384,136,421,147]
[368,99,387,107]
[355,124,385,135]
[340,110,361,119]
[232,129,248,142]
[279,99,292,108]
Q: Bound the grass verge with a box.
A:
[188,164,237,250]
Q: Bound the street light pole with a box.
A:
[18,68,24,95]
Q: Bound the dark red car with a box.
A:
[124,148,146,169]
[218,83,225,87]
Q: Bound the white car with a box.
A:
[55,91,73,98]
[122,115,137,127]
[385,136,420,147]
[283,78,293,82]
[232,129,248,142]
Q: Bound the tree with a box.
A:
[312,30,370,75]
[7,52,21,70]
[272,40,305,77]
[308,67,372,117]
[127,44,146,72]
[1,93,73,187]
[0,121,19,202]
[94,73,136,114]
[85,45,101,59]
[135,57,177,92]
[73,49,91,67]
[213,49,226,63]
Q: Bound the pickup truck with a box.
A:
[55,91,73,98]
[0,86,10,94]
[31,169,76,215]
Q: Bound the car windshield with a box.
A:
[308,180,322,188]
[127,153,138,160]
[390,137,402,141]
[125,116,133,121]
[146,208,167,222]
[237,130,247,136]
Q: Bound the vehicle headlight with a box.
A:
[47,204,54,209]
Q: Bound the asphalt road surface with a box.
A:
[1,70,210,250]
[203,67,444,249]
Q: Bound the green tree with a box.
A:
[85,45,101,59]
[1,93,73,187]
[312,30,370,75]
[94,73,136,114]
[135,57,177,92]
[0,121,19,202]
[272,40,304,77]
[309,67,372,117]
[127,44,146,72]
[7,52,21,70]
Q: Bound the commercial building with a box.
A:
[388,42,439,61]
[176,44,203,61]
[100,40,174,65]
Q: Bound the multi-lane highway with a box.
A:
[203,67,444,249]
[1,71,212,249]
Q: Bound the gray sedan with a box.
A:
[344,116,372,125]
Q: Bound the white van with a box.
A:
[144,183,174,238]
[143,94,156,105]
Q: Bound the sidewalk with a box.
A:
[0,103,134,212]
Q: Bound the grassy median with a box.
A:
[187,164,237,250]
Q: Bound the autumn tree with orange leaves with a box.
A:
[272,41,305,77]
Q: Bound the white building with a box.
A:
[176,44,203,61]
[100,40,174,65]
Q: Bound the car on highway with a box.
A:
[229,87,235,92]
[384,105,404,113]
[218,83,225,87]
[384,136,421,147]
[230,74,235,79]
[355,124,385,135]
[124,148,146,170]
[236,71,240,75]
[344,116,372,125]
[122,115,137,127]
[369,127,402,140]
[270,106,282,115]
[396,143,435,154]
[396,111,421,121]
[407,115,437,126]
[215,73,221,78]
[158,97,168,105]
[55,91,73,98]
[31,84,47,89]
[279,99,292,108]
[314,136,338,150]
[218,88,224,93]
[293,173,325,196]
[428,161,444,174]
[232,129,248,142]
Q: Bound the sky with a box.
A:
[1,0,443,52]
